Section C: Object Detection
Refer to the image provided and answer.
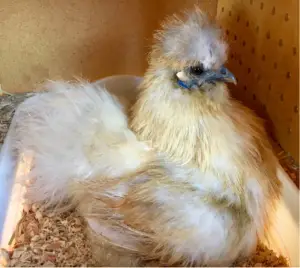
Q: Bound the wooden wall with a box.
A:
[0,0,216,93]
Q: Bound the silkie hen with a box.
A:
[11,8,286,267]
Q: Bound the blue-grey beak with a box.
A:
[176,66,237,90]
[201,66,237,85]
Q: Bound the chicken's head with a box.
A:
[149,8,236,94]
[131,8,239,166]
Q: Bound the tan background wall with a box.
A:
[0,0,216,93]
[0,0,298,162]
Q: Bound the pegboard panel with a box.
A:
[216,0,299,163]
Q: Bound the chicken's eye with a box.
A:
[190,66,204,76]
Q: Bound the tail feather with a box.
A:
[12,80,151,209]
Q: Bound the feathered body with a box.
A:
[129,9,282,265]
[11,8,283,267]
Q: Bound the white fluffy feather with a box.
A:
[12,81,151,208]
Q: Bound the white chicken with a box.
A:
[11,7,285,267]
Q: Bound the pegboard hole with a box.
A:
[247,67,251,73]
[229,11,232,16]
[294,106,299,113]
[251,47,256,54]
[288,128,292,134]
[242,41,246,47]
[221,7,225,12]
[239,59,242,65]
[252,94,256,101]
[271,7,276,15]
[255,26,259,33]
[226,29,230,35]
[260,2,264,10]
[268,84,272,91]
[261,54,266,61]
[234,35,237,41]
[246,21,249,27]
[293,47,297,55]
[243,86,247,91]
[250,0,253,4]
[286,72,291,79]
[266,31,271,39]
[284,13,289,21]
[278,39,283,47]
[230,53,234,59]
[273,62,278,69]
[280,94,284,101]
[237,15,240,22]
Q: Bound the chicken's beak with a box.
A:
[200,66,237,85]
[176,66,237,90]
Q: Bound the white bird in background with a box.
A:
[11,7,286,267]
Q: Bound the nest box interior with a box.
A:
[0,0,298,266]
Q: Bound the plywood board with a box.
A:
[216,0,299,162]
[0,0,217,93]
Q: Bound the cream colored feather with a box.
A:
[12,80,153,210]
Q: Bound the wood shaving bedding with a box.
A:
[0,92,31,144]
[3,205,95,267]
[1,203,289,267]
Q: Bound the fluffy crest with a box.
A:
[152,7,228,69]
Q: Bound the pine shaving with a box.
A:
[3,203,289,267]
[7,206,95,267]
